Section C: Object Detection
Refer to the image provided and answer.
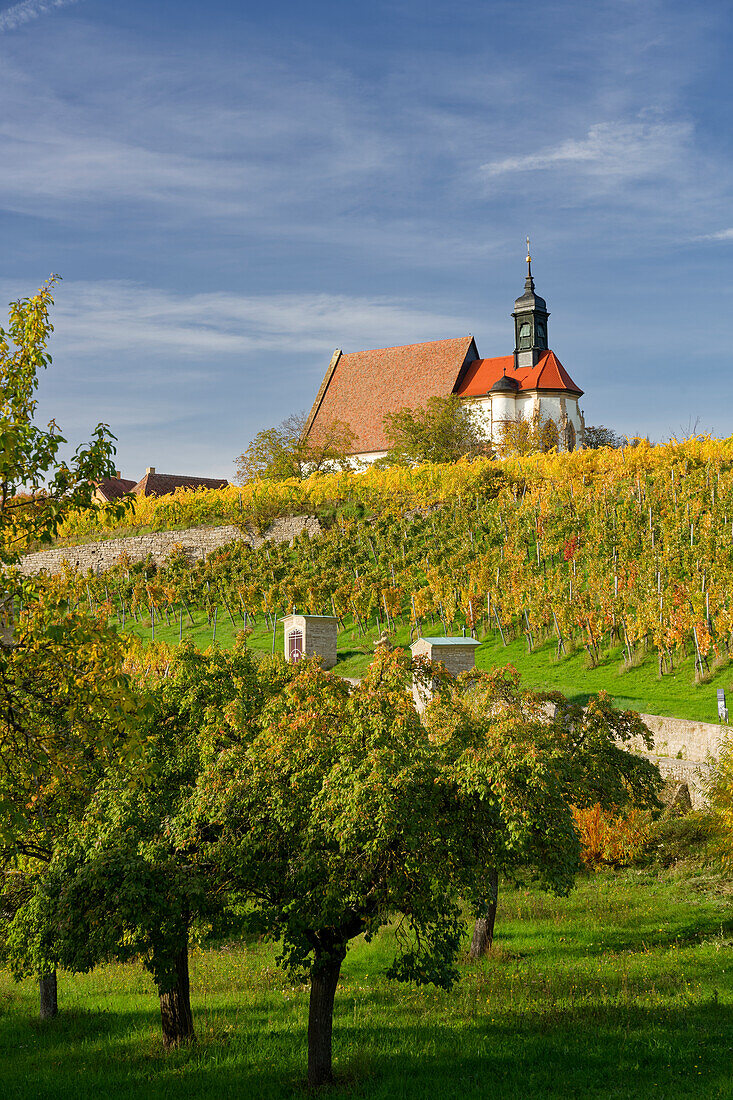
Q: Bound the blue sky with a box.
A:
[2,0,732,477]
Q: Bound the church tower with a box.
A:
[513,238,549,369]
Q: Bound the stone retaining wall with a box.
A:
[644,756,714,808]
[19,515,321,576]
[632,712,731,808]
[636,713,727,762]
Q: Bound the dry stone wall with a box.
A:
[19,515,321,576]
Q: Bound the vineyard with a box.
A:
[31,436,733,721]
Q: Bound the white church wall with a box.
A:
[464,390,584,450]
[515,393,536,420]
[468,395,493,434]
[351,450,387,468]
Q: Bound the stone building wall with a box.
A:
[410,638,480,677]
[18,515,321,576]
[283,614,338,669]
[303,617,338,669]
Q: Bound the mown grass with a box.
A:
[2,871,733,1098]
[473,632,733,725]
[115,608,733,724]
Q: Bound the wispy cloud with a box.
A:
[0,11,717,264]
[0,0,79,33]
[481,118,693,184]
[17,280,474,362]
[0,51,402,231]
[697,228,733,241]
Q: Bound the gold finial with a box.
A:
[525,236,534,283]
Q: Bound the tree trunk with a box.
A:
[307,949,345,1088]
[158,942,195,1049]
[39,969,58,1019]
[469,868,499,959]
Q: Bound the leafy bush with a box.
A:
[645,812,718,868]
[573,804,652,867]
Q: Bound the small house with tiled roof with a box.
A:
[93,472,137,505]
[304,249,585,462]
[131,468,228,497]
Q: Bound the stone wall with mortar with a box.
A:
[410,638,480,677]
[632,713,730,809]
[636,713,726,762]
[18,515,321,576]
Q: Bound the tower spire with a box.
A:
[512,239,548,369]
[525,236,534,290]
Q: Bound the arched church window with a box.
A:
[540,418,559,452]
[566,421,576,452]
[518,322,532,349]
[536,321,547,347]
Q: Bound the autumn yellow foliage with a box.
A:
[573,804,651,867]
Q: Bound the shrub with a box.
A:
[645,812,717,868]
[573,804,651,867]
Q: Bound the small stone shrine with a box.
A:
[282,613,338,669]
[410,635,481,711]
[410,635,481,676]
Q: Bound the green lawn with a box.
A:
[473,632,733,725]
[3,870,733,1098]
[117,609,733,723]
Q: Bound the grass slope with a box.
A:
[2,871,733,1099]
[117,610,732,724]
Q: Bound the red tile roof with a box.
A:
[95,476,137,502]
[304,337,478,454]
[456,350,583,398]
[132,473,228,497]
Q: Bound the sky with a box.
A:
[1,0,732,478]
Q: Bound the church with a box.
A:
[303,247,586,463]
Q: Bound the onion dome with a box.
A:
[490,370,519,395]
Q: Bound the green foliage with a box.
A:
[0,279,125,564]
[584,424,624,449]
[235,411,355,483]
[0,596,137,855]
[0,282,139,881]
[423,669,660,896]
[381,395,492,465]
[705,738,733,871]
[645,812,718,869]
[4,645,267,992]
[182,650,467,990]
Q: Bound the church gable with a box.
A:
[304,336,478,456]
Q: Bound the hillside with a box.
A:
[37,436,733,724]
